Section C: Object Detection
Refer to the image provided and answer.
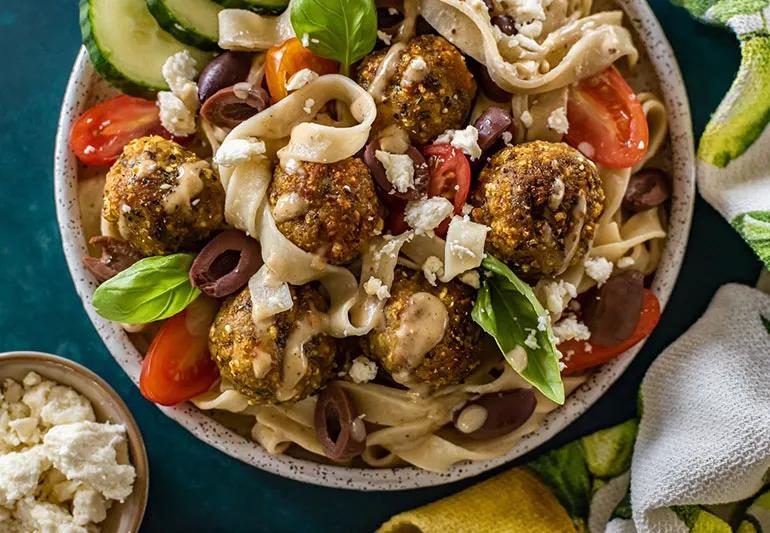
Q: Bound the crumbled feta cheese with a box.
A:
[214,138,267,167]
[285,68,319,91]
[552,316,591,343]
[547,106,569,135]
[377,30,392,45]
[83,145,95,155]
[509,0,546,22]
[638,140,646,149]
[303,98,315,114]
[363,277,391,300]
[461,203,474,216]
[435,126,482,160]
[459,270,481,289]
[283,157,305,176]
[404,197,454,234]
[501,131,513,145]
[422,256,444,286]
[524,329,540,350]
[584,256,613,286]
[348,357,378,384]
[539,279,578,316]
[162,50,197,96]
[0,373,135,531]
[444,216,490,279]
[157,91,196,137]
[537,313,549,331]
[403,56,429,85]
[520,110,533,128]
[617,256,635,268]
[388,7,399,15]
[375,150,415,193]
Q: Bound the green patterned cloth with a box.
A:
[677,0,770,266]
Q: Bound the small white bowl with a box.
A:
[53,0,695,491]
[0,351,149,532]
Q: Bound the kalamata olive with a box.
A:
[189,231,262,298]
[453,389,536,440]
[363,139,429,200]
[583,270,644,346]
[198,52,254,104]
[82,236,142,283]
[376,0,404,33]
[491,15,516,36]
[477,65,512,102]
[622,168,671,213]
[473,107,512,151]
[200,85,269,128]
[314,383,366,461]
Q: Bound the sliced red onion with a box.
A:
[473,107,513,151]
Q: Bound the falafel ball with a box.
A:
[209,284,338,404]
[103,136,225,256]
[363,268,482,389]
[356,35,477,145]
[268,158,384,265]
[471,141,605,280]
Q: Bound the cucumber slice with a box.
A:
[212,0,288,15]
[146,0,223,51]
[80,0,211,98]
[581,419,637,478]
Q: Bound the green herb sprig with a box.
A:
[472,255,565,404]
[92,253,200,324]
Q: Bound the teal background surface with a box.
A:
[0,2,761,532]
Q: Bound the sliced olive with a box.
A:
[491,15,516,36]
[623,168,671,213]
[198,52,254,104]
[200,85,269,129]
[474,107,512,151]
[314,383,366,461]
[583,270,644,346]
[82,236,143,283]
[189,231,262,298]
[454,389,536,440]
[363,139,428,200]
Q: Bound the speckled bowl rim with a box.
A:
[54,0,695,491]
[0,351,149,530]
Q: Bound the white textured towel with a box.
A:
[606,283,770,532]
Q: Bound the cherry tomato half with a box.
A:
[139,298,220,406]
[69,95,174,167]
[560,289,661,375]
[265,38,338,103]
[565,66,649,169]
[423,144,472,237]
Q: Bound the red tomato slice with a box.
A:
[422,144,472,237]
[265,38,338,103]
[140,298,220,406]
[565,66,649,169]
[560,289,661,375]
[69,95,175,167]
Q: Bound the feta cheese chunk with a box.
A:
[161,50,198,110]
[404,197,454,234]
[157,91,196,137]
[44,421,136,502]
[214,138,267,167]
[435,126,482,160]
[72,486,108,526]
[552,316,591,344]
[375,150,415,193]
[547,106,569,135]
[0,447,49,506]
[422,256,444,286]
[364,277,391,300]
[584,256,613,286]
[348,356,378,384]
[285,68,319,91]
[443,216,490,279]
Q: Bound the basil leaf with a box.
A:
[472,255,565,404]
[92,253,200,324]
[290,0,377,68]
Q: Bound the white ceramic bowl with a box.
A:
[0,352,149,531]
[54,0,695,490]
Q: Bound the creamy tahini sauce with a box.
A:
[252,349,274,379]
[350,417,367,442]
[275,311,327,402]
[368,42,407,103]
[390,292,448,386]
[273,192,309,223]
[455,404,488,434]
[163,161,207,214]
[557,192,588,275]
[396,0,420,43]
[505,346,529,372]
